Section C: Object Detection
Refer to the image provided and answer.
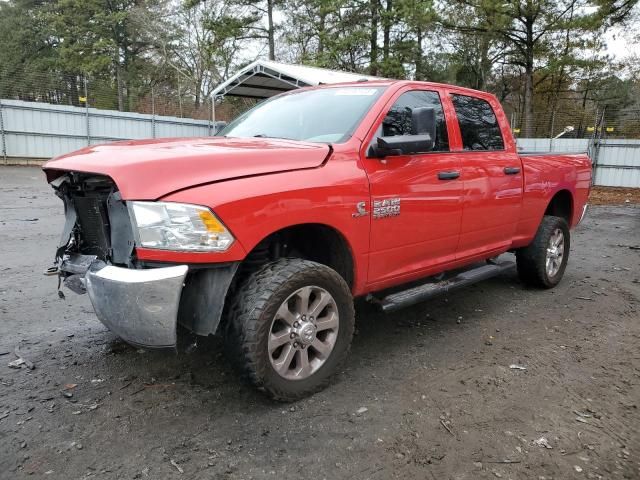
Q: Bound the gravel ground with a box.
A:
[1,166,639,480]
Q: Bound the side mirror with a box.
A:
[370,107,436,158]
[373,134,434,157]
[411,107,436,138]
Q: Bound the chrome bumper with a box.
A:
[85,264,188,348]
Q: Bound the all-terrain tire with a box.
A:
[516,215,570,288]
[225,258,355,401]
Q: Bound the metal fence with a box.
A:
[0,99,216,160]
[516,138,640,188]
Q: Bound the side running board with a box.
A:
[375,260,516,312]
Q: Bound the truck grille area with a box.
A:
[73,195,111,259]
[52,173,134,266]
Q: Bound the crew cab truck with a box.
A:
[44,80,591,401]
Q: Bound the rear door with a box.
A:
[448,93,523,259]
[362,88,463,287]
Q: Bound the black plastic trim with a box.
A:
[438,171,460,180]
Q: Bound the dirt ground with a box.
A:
[589,187,640,206]
[1,166,639,480]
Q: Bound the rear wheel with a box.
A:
[516,215,570,288]
[225,258,355,401]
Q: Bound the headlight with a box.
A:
[129,201,234,252]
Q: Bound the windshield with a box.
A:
[219,86,385,143]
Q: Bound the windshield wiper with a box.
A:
[253,134,296,141]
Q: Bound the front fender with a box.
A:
[159,156,371,294]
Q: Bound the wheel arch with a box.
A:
[544,189,574,226]
[214,222,357,337]
[237,222,356,289]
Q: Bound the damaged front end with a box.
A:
[49,173,188,348]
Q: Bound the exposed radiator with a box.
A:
[73,195,111,260]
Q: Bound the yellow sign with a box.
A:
[79,96,87,102]
[587,126,595,132]
[513,128,521,133]
[606,127,614,132]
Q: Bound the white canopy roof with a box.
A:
[211,60,381,99]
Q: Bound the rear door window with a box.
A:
[451,94,504,151]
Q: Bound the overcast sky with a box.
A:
[605,27,639,60]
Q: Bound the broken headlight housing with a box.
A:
[128,202,234,252]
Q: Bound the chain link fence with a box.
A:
[509,108,640,140]
[0,69,255,123]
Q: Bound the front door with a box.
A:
[362,89,463,288]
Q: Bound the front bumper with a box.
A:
[85,264,188,348]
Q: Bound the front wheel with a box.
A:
[516,215,570,288]
[225,258,355,401]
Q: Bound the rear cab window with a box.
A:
[451,94,504,151]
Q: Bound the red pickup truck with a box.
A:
[44,80,591,400]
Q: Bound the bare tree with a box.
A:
[153,0,258,107]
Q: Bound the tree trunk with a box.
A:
[195,78,202,109]
[69,76,80,107]
[116,63,124,112]
[370,0,378,75]
[523,18,535,137]
[549,4,575,130]
[478,35,491,90]
[523,63,534,137]
[415,28,423,80]
[383,0,392,66]
[267,0,275,60]
[578,86,590,137]
[318,11,326,58]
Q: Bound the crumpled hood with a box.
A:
[43,137,331,200]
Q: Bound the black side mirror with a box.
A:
[411,107,436,139]
[370,107,436,158]
[374,134,434,157]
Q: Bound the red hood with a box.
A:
[43,137,331,200]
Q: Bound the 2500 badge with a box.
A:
[373,198,401,219]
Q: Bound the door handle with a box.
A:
[438,171,460,180]
[504,166,521,175]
